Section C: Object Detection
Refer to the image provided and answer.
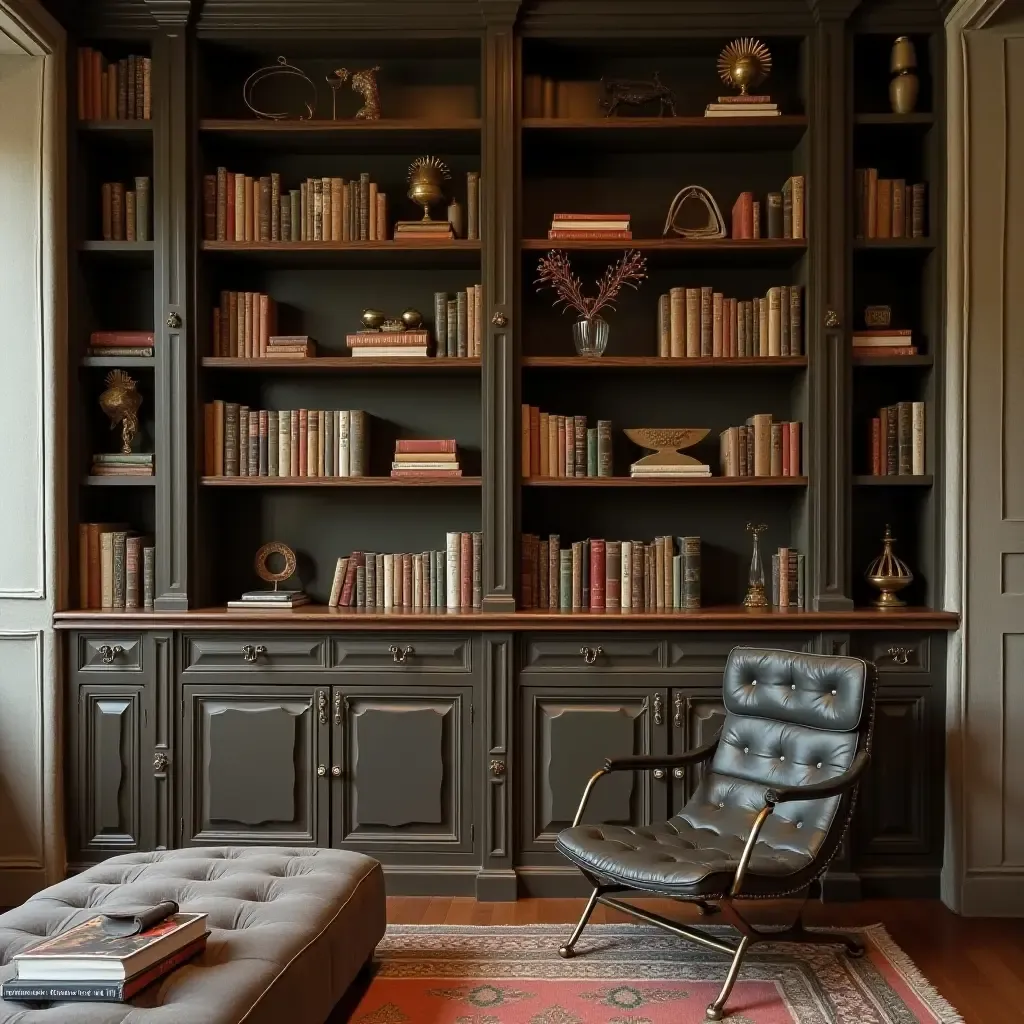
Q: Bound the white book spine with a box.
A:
[278,409,290,477]
[383,553,394,609]
[758,297,769,357]
[338,410,350,477]
[446,532,461,610]
[621,540,632,610]
[412,555,422,611]
[912,402,926,475]
[328,557,345,607]
[767,286,781,357]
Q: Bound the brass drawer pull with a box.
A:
[317,690,327,725]
[653,692,664,726]
[887,646,911,666]
[580,645,603,665]
[334,691,342,725]
[673,692,683,728]
[241,644,266,663]
[98,644,123,665]
[389,644,414,664]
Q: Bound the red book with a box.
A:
[394,439,457,454]
[552,212,630,221]
[789,422,801,477]
[852,345,919,357]
[298,409,308,476]
[339,553,361,607]
[853,329,913,337]
[226,171,236,242]
[590,539,606,611]
[781,422,791,477]
[731,192,754,239]
[389,469,463,477]
[871,417,882,475]
[90,331,155,346]
[460,532,472,608]
[203,174,217,241]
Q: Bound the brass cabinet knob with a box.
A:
[824,309,840,328]
[166,312,182,329]
[241,644,266,663]
[153,752,170,773]
[317,765,327,777]
[673,767,684,779]
[580,645,603,665]
[887,646,911,666]
[389,644,414,664]
[491,311,508,328]
[653,693,664,726]
[98,644,123,664]
[653,768,666,780]
[489,759,506,777]
[331,766,342,777]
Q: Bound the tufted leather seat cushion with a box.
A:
[557,648,873,899]
[0,847,385,1023]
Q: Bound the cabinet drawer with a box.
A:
[667,635,814,671]
[858,634,931,674]
[521,636,664,672]
[331,637,471,673]
[78,635,143,672]
[183,635,326,671]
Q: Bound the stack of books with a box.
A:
[520,534,701,611]
[852,329,917,357]
[87,330,154,358]
[76,46,152,121]
[1,911,207,1004]
[227,588,309,610]
[719,415,802,478]
[434,286,484,357]
[91,453,154,477]
[212,291,277,358]
[100,177,151,242]
[346,330,431,358]
[393,219,454,241]
[547,213,631,241]
[629,459,711,480]
[771,547,806,609]
[705,94,779,118]
[266,334,316,359]
[78,524,154,610]
[391,439,462,478]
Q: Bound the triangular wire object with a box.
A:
[662,185,727,239]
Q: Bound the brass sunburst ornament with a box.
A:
[718,38,773,96]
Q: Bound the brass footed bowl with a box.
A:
[625,427,709,466]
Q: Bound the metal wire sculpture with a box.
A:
[243,56,318,120]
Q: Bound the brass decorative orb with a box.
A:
[407,155,451,221]
[361,308,386,330]
[401,308,423,329]
[718,38,773,96]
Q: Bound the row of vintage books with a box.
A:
[520,534,701,612]
[719,417,803,478]
[87,330,154,358]
[731,178,805,240]
[100,178,150,242]
[771,547,807,609]
[868,402,926,476]
[521,408,612,478]
[327,533,483,610]
[202,404,369,478]
[77,524,155,610]
[657,284,802,359]
[76,46,151,121]
[854,171,927,239]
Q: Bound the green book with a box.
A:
[559,549,572,611]
[586,428,598,477]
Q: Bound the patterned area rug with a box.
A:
[348,923,963,1024]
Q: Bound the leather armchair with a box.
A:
[555,646,878,1022]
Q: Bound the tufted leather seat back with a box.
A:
[675,648,876,886]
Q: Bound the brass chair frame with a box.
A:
[557,733,871,1021]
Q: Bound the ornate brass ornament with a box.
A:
[718,38,773,96]
[491,311,508,328]
[824,309,841,328]
[887,646,911,666]
[865,524,914,608]
[673,692,683,728]
[580,645,603,665]
[864,305,891,328]
[662,185,727,239]
[254,541,297,589]
[407,156,450,221]
[743,523,769,608]
[624,428,709,471]
[153,752,170,773]
[334,690,343,725]
[318,690,328,725]
[389,644,414,664]
[329,66,381,120]
[241,644,266,663]
[489,759,506,777]
[243,56,317,120]
[166,311,182,329]
[653,692,664,726]
[98,644,123,664]
[99,371,142,455]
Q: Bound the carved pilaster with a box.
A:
[480,3,520,612]
[807,5,854,610]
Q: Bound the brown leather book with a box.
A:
[548,534,560,609]
[101,183,113,240]
[590,539,606,611]
[891,178,906,237]
[876,179,893,238]
[460,532,473,608]
[110,183,124,240]
[258,177,271,241]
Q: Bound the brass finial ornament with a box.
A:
[865,524,914,608]
[718,38,773,96]
[99,370,142,455]
[743,523,769,608]
[407,156,451,221]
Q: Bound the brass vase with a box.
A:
[407,156,450,221]
[865,524,914,608]
[889,36,919,114]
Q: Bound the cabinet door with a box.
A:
[330,684,473,854]
[181,683,328,847]
[520,687,664,855]
[70,681,154,863]
[669,689,728,811]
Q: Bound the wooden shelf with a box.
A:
[854,112,935,126]
[81,355,156,369]
[52,604,961,632]
[522,476,807,488]
[199,117,481,153]
[853,238,935,251]
[76,120,154,144]
[200,239,480,268]
[854,475,933,486]
[78,241,155,262]
[522,237,806,266]
[202,356,480,372]
[83,475,156,486]
[853,354,933,367]
[201,475,480,487]
[522,356,807,370]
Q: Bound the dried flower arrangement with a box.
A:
[535,249,648,319]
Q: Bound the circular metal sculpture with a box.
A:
[254,541,297,588]
[243,56,317,121]
[718,38,773,96]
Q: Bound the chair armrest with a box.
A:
[764,750,871,807]
[604,732,721,773]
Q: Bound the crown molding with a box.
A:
[143,0,192,27]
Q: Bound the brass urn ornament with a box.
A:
[889,36,919,114]
[743,523,769,608]
[99,370,142,455]
[360,308,386,331]
[718,38,773,96]
[865,524,914,608]
[407,156,450,221]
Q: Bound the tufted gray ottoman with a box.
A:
[0,847,386,1023]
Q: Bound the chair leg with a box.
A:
[705,934,751,1021]
[558,886,601,959]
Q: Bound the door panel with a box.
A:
[181,684,327,847]
[670,690,728,809]
[332,685,473,853]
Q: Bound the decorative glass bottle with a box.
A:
[743,523,768,608]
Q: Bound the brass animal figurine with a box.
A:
[600,73,677,117]
[99,370,142,455]
[331,66,381,120]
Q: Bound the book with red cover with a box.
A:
[395,439,457,454]
[459,532,472,608]
[551,213,630,221]
[339,553,362,606]
[90,331,155,346]
[851,345,919,357]
[731,192,754,239]
[389,469,463,477]
[225,171,236,242]
[589,539,606,611]
[871,417,882,474]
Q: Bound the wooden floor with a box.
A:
[383,897,1024,1023]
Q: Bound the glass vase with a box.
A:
[572,315,609,357]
